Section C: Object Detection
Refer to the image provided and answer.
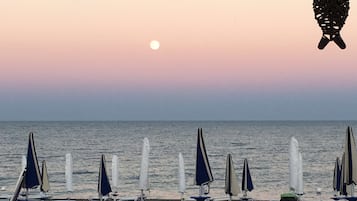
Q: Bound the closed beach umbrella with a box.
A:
[98,154,112,199]
[225,154,239,198]
[195,128,213,186]
[112,155,119,188]
[343,127,357,185]
[289,137,299,192]
[40,160,50,193]
[340,153,347,195]
[333,157,341,192]
[178,153,186,194]
[139,138,150,191]
[242,158,254,194]
[65,153,73,192]
[139,138,150,201]
[24,132,42,189]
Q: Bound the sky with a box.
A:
[1,0,357,121]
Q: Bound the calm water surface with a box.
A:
[0,121,356,201]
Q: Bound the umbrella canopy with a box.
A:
[340,152,348,195]
[225,154,240,196]
[98,154,112,197]
[195,128,213,186]
[289,137,303,195]
[242,158,254,192]
[40,160,50,193]
[139,138,150,191]
[178,153,186,194]
[289,137,299,192]
[333,157,341,192]
[65,153,73,192]
[343,126,357,185]
[112,155,119,188]
[24,132,42,189]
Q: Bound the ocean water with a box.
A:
[0,121,356,201]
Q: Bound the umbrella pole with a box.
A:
[199,185,203,197]
[351,185,354,197]
[66,191,72,200]
[140,189,144,201]
[26,188,28,201]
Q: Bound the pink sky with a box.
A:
[0,1,356,120]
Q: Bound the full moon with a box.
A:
[150,40,160,50]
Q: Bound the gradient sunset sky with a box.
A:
[1,1,357,120]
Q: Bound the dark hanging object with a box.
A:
[313,0,349,49]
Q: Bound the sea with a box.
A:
[0,121,356,201]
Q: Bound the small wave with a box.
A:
[231,142,248,146]
[73,170,96,175]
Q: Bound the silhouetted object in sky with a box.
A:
[313,0,349,49]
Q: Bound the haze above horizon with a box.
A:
[1,1,357,121]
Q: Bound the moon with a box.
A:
[150,40,160,50]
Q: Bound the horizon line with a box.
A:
[0,119,356,122]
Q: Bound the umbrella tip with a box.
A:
[347,126,353,134]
